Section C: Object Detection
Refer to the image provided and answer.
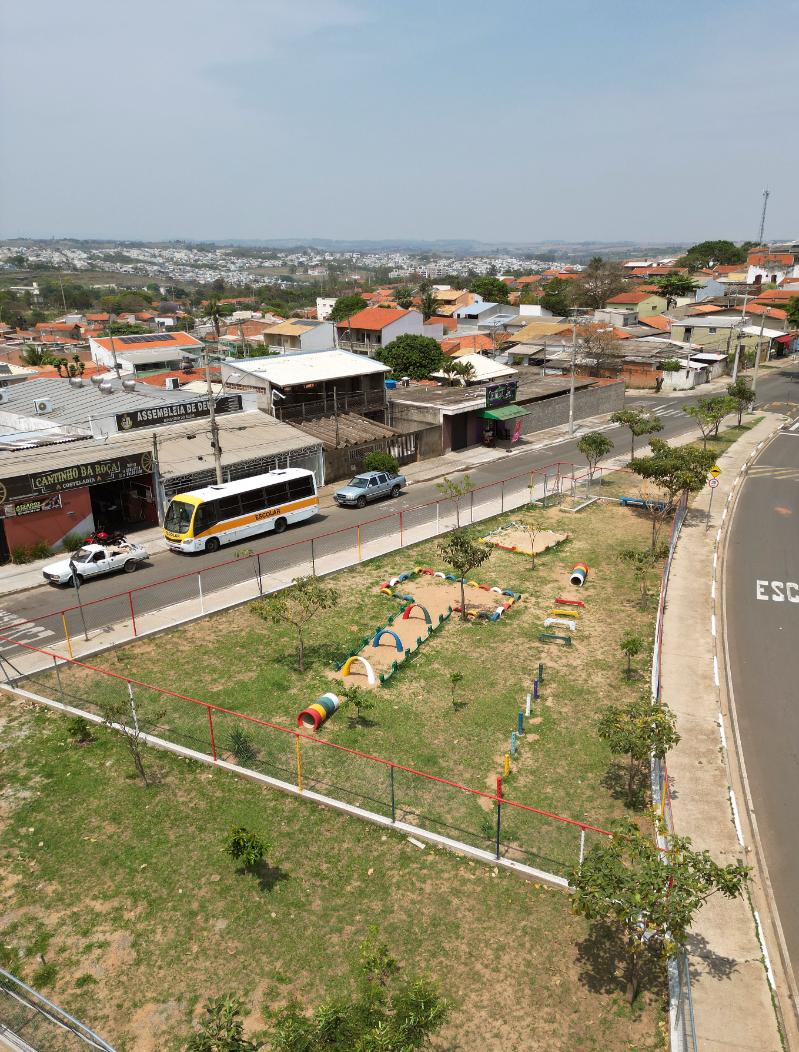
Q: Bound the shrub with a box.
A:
[62,533,86,552]
[66,716,95,744]
[225,827,267,870]
[362,450,400,475]
[228,726,258,767]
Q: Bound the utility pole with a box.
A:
[204,341,223,484]
[107,326,122,377]
[758,188,770,245]
[751,305,769,398]
[151,432,165,524]
[568,312,582,437]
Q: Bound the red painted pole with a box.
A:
[128,591,137,637]
[207,707,217,761]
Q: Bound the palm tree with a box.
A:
[21,344,52,367]
[439,359,458,386]
[206,298,223,341]
[453,360,476,385]
[419,289,439,321]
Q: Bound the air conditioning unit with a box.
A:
[34,398,54,414]
[165,377,180,391]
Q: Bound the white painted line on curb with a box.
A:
[754,910,777,990]
[713,655,720,687]
[716,529,722,544]
[711,579,716,601]
[722,507,727,522]
[729,788,745,847]
[717,715,727,751]
[711,614,716,637]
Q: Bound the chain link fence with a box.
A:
[0,967,117,1051]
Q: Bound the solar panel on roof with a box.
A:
[115,333,177,345]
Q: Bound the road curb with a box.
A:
[716,420,799,1045]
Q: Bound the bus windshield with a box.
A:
[164,500,195,534]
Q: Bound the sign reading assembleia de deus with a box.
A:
[115,395,242,431]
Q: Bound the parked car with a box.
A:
[42,541,148,586]
[334,470,407,509]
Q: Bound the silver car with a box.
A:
[334,470,407,509]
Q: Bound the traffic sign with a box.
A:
[709,464,722,478]
[708,478,719,489]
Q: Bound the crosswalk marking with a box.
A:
[747,465,799,481]
[0,608,56,654]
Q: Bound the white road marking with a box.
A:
[729,789,745,847]
[753,911,776,990]
[713,655,720,687]
[717,715,727,751]
[790,418,799,432]
[711,579,716,601]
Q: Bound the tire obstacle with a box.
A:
[297,692,341,731]
[569,563,589,587]
[340,655,377,685]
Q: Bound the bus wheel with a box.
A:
[205,537,221,553]
[273,517,288,534]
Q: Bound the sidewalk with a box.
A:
[661,411,789,1050]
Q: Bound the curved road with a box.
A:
[725,423,799,987]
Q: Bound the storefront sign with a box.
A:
[485,381,518,410]
[115,395,242,431]
[0,451,154,503]
[510,419,523,445]
[0,493,63,519]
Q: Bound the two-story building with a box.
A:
[336,307,424,356]
[261,318,336,353]
[605,291,668,317]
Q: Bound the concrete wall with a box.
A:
[323,423,442,482]
[301,323,336,351]
[518,380,625,436]
[3,486,94,554]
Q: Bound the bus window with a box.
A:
[240,488,266,513]
[265,482,289,506]
[194,502,217,533]
[288,476,315,499]
[218,495,242,519]
[164,499,194,534]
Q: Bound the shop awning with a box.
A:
[478,404,531,422]
[776,333,795,345]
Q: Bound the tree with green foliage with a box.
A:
[224,827,268,871]
[341,683,375,725]
[539,277,573,316]
[726,377,756,426]
[598,695,679,804]
[660,358,682,372]
[435,474,475,528]
[652,273,696,308]
[362,450,399,474]
[206,298,224,341]
[438,530,492,621]
[185,995,263,1051]
[395,285,414,309]
[610,408,664,461]
[469,275,509,303]
[452,359,476,384]
[577,431,613,484]
[449,671,464,708]
[418,288,439,320]
[619,633,645,680]
[620,547,659,606]
[678,240,747,270]
[329,294,367,323]
[786,296,799,328]
[569,820,749,1004]
[268,933,449,1052]
[99,694,165,787]
[684,395,735,448]
[630,438,715,509]
[21,345,56,367]
[438,358,459,385]
[251,576,337,672]
[377,333,445,380]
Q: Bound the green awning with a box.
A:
[478,404,530,422]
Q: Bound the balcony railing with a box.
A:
[275,389,386,422]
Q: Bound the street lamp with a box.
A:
[568,308,590,437]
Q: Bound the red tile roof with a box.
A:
[607,291,653,304]
[335,307,411,331]
[91,331,203,353]
[747,251,794,267]
[686,304,725,315]
[639,315,672,332]
[744,303,788,320]
[440,334,494,356]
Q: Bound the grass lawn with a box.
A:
[28,489,666,876]
[0,700,667,1051]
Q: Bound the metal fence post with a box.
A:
[310,539,316,576]
[579,827,586,868]
[128,591,137,637]
[255,554,263,596]
[207,706,217,761]
[399,511,404,547]
[500,481,505,513]
[52,655,64,701]
[295,734,303,791]
[495,775,502,860]
[390,765,396,822]
[198,573,204,614]
[470,489,475,523]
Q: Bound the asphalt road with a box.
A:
[725,425,799,981]
[2,365,797,635]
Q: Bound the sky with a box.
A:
[1,0,797,244]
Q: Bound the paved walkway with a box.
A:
[661,412,790,1051]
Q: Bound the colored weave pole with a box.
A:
[538,662,544,683]
[517,710,524,735]
[496,775,503,799]
[569,562,589,587]
[533,678,539,700]
[525,693,531,717]
[511,731,517,757]
[504,752,511,777]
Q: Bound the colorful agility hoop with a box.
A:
[297,693,340,731]
[569,563,589,587]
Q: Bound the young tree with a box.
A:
[439,358,459,385]
[577,431,614,485]
[377,334,445,380]
[619,632,645,679]
[185,994,262,1051]
[225,827,268,871]
[520,516,546,570]
[630,438,715,510]
[539,277,573,316]
[206,298,223,341]
[436,474,475,528]
[449,671,464,708]
[598,695,679,805]
[469,275,509,303]
[569,820,749,1004]
[652,273,696,308]
[251,576,337,673]
[269,934,449,1051]
[438,530,492,621]
[620,547,658,607]
[684,395,734,448]
[100,694,165,787]
[638,481,673,553]
[610,408,663,462]
[726,377,755,426]
[329,294,367,323]
[362,450,400,474]
[341,683,375,725]
[452,359,476,384]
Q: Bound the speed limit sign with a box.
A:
[708,477,719,489]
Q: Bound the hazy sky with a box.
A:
[1,0,797,243]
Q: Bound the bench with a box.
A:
[538,632,572,646]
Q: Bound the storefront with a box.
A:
[477,403,530,447]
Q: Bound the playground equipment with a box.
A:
[400,603,432,625]
[539,631,573,646]
[554,597,584,608]
[297,693,340,731]
[569,563,589,587]
[341,655,377,685]
[544,616,577,632]
[480,521,569,559]
[372,628,404,652]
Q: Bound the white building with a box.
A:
[89,331,204,374]
[316,297,337,321]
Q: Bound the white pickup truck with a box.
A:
[42,542,148,586]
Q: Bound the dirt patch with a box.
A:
[125,1000,183,1052]
[482,526,569,558]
